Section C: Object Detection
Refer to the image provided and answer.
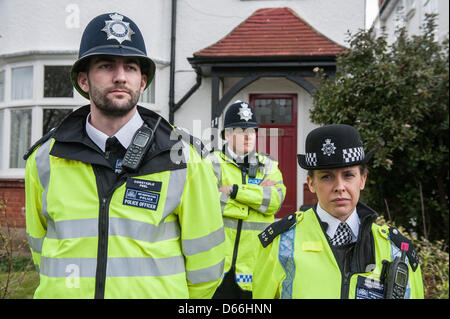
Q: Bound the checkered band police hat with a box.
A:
[297,124,374,170]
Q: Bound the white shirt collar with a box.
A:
[316,203,360,242]
[85,110,144,152]
[226,146,246,162]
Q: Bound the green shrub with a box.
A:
[0,256,33,273]
[311,15,449,242]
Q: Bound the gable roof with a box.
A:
[194,7,347,58]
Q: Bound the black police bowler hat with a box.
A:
[223,100,258,130]
[71,12,156,99]
[297,124,374,170]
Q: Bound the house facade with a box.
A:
[0,0,365,227]
[372,0,449,42]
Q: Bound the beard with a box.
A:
[88,79,141,118]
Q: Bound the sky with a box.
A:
[366,0,380,29]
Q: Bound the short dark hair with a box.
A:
[307,164,368,179]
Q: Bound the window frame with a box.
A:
[43,65,74,98]
[0,55,82,178]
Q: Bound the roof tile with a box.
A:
[194,7,347,57]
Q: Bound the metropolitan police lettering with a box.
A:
[123,178,162,210]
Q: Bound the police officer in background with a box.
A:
[24,12,225,299]
[209,100,286,298]
[253,124,424,299]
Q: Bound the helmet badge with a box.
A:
[321,138,336,156]
[101,13,135,44]
[237,102,253,122]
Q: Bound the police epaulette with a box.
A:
[256,151,276,162]
[173,127,209,159]
[23,127,56,161]
[190,135,209,159]
[258,213,297,248]
[389,227,420,272]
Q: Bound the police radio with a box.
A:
[382,242,409,299]
[122,117,161,172]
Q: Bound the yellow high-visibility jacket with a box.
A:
[253,204,424,299]
[25,105,225,299]
[208,148,286,292]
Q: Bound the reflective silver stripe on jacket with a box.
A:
[186,259,225,284]
[223,217,271,232]
[40,255,224,282]
[208,152,222,186]
[257,186,272,214]
[219,192,228,214]
[263,156,273,179]
[45,217,181,243]
[182,227,225,256]
[35,139,52,221]
[162,168,187,221]
[39,255,185,278]
[26,234,45,254]
[276,181,285,203]
[27,138,53,258]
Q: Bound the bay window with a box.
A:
[0,56,79,177]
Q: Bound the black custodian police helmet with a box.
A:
[297,124,374,170]
[222,100,258,135]
[71,12,156,99]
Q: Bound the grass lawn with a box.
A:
[0,270,39,299]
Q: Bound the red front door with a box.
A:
[250,94,297,218]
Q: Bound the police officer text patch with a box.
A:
[126,178,162,192]
[247,178,262,185]
[123,188,160,210]
[355,276,384,299]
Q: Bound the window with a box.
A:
[43,108,72,134]
[405,0,416,20]
[12,66,33,100]
[0,71,5,102]
[0,58,78,175]
[44,65,73,97]
[139,77,155,104]
[253,98,293,124]
[394,0,407,30]
[9,109,32,168]
[424,0,438,15]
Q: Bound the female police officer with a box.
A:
[253,124,424,299]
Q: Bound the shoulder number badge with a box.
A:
[102,13,135,44]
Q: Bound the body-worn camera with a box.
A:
[381,242,409,299]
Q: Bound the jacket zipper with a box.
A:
[340,214,376,299]
[94,197,109,299]
[341,272,352,299]
[340,248,353,299]
[94,175,127,299]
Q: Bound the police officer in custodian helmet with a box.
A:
[24,12,225,299]
[209,100,286,298]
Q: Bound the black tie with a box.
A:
[105,136,126,172]
[331,222,353,246]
